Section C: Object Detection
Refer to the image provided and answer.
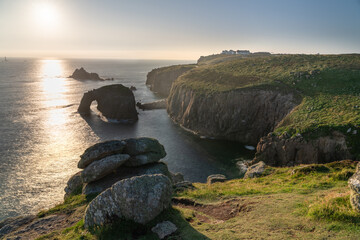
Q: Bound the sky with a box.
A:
[0,0,360,60]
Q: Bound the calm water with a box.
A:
[0,58,253,220]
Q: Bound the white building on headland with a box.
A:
[221,50,250,55]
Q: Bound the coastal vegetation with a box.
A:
[170,54,360,158]
[30,160,360,239]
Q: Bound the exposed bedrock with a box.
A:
[167,85,299,145]
[146,65,195,97]
[78,84,138,123]
[253,131,352,166]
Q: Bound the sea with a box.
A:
[0,58,253,221]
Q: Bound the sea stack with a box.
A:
[69,67,104,81]
[78,84,138,123]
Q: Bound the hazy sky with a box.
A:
[1,0,360,59]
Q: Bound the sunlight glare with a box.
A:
[32,2,60,30]
[40,60,68,108]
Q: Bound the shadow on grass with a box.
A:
[91,208,209,240]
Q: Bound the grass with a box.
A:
[176,160,357,202]
[32,160,360,239]
[170,54,360,158]
[37,193,96,218]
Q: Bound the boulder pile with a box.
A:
[64,137,188,228]
[65,137,170,197]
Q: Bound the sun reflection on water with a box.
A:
[40,59,68,107]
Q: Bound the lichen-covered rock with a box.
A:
[123,138,166,166]
[244,161,266,179]
[81,154,130,183]
[78,140,126,169]
[124,137,166,156]
[84,174,172,228]
[125,152,165,167]
[350,190,360,212]
[151,221,177,239]
[82,162,172,195]
[349,163,360,211]
[64,171,83,198]
[207,174,227,184]
[349,168,360,195]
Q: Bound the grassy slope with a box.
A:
[174,54,360,158]
[33,160,360,239]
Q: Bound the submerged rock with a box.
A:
[69,67,103,81]
[81,154,130,183]
[78,84,138,123]
[136,99,167,110]
[151,221,177,239]
[78,140,126,169]
[84,174,172,228]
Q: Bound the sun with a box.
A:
[32,2,60,30]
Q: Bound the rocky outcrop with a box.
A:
[244,161,266,178]
[81,154,130,183]
[65,137,171,196]
[64,171,83,198]
[146,65,196,97]
[253,131,352,167]
[78,140,126,169]
[207,174,227,184]
[167,86,299,145]
[136,99,167,110]
[69,67,104,81]
[83,162,172,196]
[84,174,173,227]
[349,163,360,211]
[151,221,177,239]
[78,84,138,123]
[123,137,166,166]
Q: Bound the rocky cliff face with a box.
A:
[253,131,352,166]
[146,65,195,97]
[167,85,299,145]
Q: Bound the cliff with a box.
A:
[167,85,299,145]
[146,64,196,97]
[166,54,360,164]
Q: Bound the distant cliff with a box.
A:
[146,64,196,97]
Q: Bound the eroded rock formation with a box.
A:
[167,86,299,145]
[253,131,352,166]
[78,84,138,123]
[84,174,173,227]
